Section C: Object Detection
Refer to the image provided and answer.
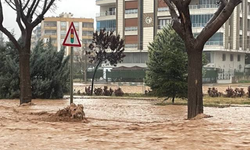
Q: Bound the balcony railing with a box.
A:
[96,11,116,17]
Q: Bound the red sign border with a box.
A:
[62,22,82,47]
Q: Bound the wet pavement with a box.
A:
[0,98,250,150]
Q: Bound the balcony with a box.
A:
[96,11,116,17]
[96,11,116,21]
[96,0,116,6]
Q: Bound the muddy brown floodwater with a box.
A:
[0,99,250,150]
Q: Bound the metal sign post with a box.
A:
[70,46,74,104]
[62,22,82,104]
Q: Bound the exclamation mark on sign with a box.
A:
[70,29,74,43]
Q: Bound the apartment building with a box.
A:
[96,0,250,79]
[41,13,94,55]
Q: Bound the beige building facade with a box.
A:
[97,0,250,79]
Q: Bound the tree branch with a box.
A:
[27,0,37,17]
[4,0,16,10]
[12,0,25,34]
[22,0,30,10]
[163,0,185,40]
[197,0,242,46]
[31,0,56,28]
[30,0,40,18]
[0,0,21,50]
[42,0,47,12]
[183,0,191,7]
[206,0,228,27]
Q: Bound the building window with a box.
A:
[125,27,138,31]
[122,52,148,63]
[238,55,241,62]
[240,18,243,30]
[204,52,211,63]
[74,22,79,27]
[44,30,57,35]
[82,23,93,28]
[247,36,250,49]
[222,53,226,61]
[158,18,171,29]
[239,35,243,48]
[230,54,234,61]
[109,7,116,15]
[191,14,213,27]
[248,3,250,15]
[61,22,66,27]
[158,7,169,12]
[82,39,92,44]
[199,0,217,4]
[125,9,138,14]
[97,20,116,31]
[44,21,57,27]
[125,44,138,49]
[248,19,250,31]
[194,33,223,45]
[82,31,93,36]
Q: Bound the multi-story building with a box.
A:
[41,13,94,55]
[96,0,250,79]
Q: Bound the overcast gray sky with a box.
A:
[2,0,99,39]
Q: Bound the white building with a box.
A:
[96,0,250,80]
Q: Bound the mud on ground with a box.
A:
[0,99,250,150]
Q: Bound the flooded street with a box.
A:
[0,98,250,150]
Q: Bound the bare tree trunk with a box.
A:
[19,49,32,104]
[172,96,175,104]
[172,91,176,104]
[91,61,102,95]
[187,49,203,119]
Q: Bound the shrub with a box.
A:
[114,88,124,96]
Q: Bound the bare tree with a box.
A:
[0,0,56,104]
[163,0,242,119]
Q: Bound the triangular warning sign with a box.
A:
[62,22,81,47]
